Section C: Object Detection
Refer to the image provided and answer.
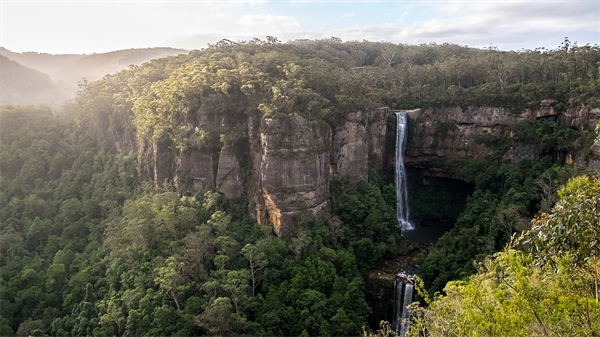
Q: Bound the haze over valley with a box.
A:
[0,47,187,108]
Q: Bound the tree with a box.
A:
[411,237,600,336]
[242,243,268,297]
[223,270,250,315]
[195,297,247,335]
[154,257,190,310]
[409,176,600,336]
[178,226,215,283]
[98,298,124,337]
[531,175,600,300]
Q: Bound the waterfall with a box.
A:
[392,280,403,334]
[396,112,414,231]
[398,283,414,337]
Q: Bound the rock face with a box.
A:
[249,108,389,236]
[331,108,389,183]
[403,106,535,177]
[560,105,597,131]
[216,149,243,199]
[177,151,214,190]
[367,108,389,172]
[331,111,369,183]
[253,115,332,236]
[403,103,600,179]
[136,101,598,235]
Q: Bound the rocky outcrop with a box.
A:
[560,105,598,131]
[134,106,388,236]
[177,151,214,190]
[330,108,389,183]
[331,111,369,183]
[403,106,535,176]
[247,109,388,236]
[253,115,331,236]
[403,103,600,179]
[536,99,558,118]
[367,108,389,173]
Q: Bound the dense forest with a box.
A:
[1,37,599,336]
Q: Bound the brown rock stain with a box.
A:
[260,187,282,237]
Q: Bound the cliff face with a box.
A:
[131,101,598,235]
[403,106,535,178]
[252,115,331,236]
[252,108,389,236]
[141,108,389,236]
[403,103,600,178]
[330,109,388,183]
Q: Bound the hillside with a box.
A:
[0,55,65,107]
[0,47,188,108]
[0,47,83,78]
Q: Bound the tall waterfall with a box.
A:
[396,112,414,231]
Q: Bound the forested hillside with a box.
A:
[1,38,599,336]
[0,47,187,109]
[0,56,64,107]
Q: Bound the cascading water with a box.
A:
[396,112,414,231]
[392,280,403,334]
[398,283,414,337]
[393,267,417,336]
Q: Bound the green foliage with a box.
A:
[414,154,587,294]
[411,245,600,336]
[331,180,400,273]
[530,175,600,300]
[410,178,600,337]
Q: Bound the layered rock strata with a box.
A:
[403,103,600,179]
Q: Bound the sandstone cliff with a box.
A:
[139,108,389,236]
[252,108,389,236]
[131,100,598,236]
[402,102,600,179]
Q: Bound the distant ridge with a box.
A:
[0,55,64,107]
[0,47,188,108]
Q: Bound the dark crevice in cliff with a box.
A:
[404,168,475,244]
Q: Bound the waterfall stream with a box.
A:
[393,267,417,335]
[392,279,414,336]
[396,112,414,231]
[392,280,402,334]
[398,283,414,336]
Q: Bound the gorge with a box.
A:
[3,40,600,337]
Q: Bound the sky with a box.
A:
[1,0,599,54]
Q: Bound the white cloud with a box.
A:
[279,1,599,50]
[5,0,596,54]
[238,14,301,31]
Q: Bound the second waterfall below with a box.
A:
[392,280,414,336]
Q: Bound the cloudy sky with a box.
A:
[1,0,598,54]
